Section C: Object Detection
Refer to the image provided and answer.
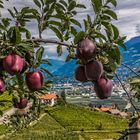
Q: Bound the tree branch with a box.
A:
[121,63,140,78]
[25,38,76,48]
[114,72,140,117]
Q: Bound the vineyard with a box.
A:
[3,104,128,140]
[0,91,12,112]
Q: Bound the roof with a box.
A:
[40,93,58,100]
[95,107,111,112]
[100,107,111,112]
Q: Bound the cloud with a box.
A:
[2,0,140,60]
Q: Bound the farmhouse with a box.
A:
[40,93,58,106]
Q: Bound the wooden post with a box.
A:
[129,119,140,140]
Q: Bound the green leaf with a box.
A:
[2,18,11,27]
[56,3,66,11]
[19,27,31,39]
[33,0,41,8]
[41,68,53,77]
[106,0,117,7]
[59,0,68,8]
[65,54,71,62]
[57,45,62,56]
[0,23,6,30]
[8,27,21,44]
[71,26,77,36]
[50,26,63,41]
[70,18,81,28]
[18,43,34,52]
[117,40,127,51]
[111,24,119,40]
[76,4,86,9]
[68,0,76,11]
[48,20,61,27]
[8,9,15,18]
[91,0,102,13]
[36,47,44,63]
[40,59,52,66]
[102,21,113,36]
[13,7,18,14]
[74,31,85,44]
[103,9,117,20]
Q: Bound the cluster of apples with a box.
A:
[75,38,113,99]
[0,54,44,109]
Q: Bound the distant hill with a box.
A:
[53,60,76,77]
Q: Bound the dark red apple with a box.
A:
[26,71,44,91]
[17,98,28,109]
[85,60,104,81]
[76,38,97,60]
[0,77,5,93]
[3,54,24,75]
[75,65,87,82]
[94,77,113,99]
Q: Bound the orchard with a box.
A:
[0,0,139,133]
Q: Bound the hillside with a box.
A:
[4,104,128,140]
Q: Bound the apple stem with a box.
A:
[114,72,140,117]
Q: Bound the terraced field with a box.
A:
[3,104,128,140]
[0,91,12,112]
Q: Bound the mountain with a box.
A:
[53,60,76,77]
[117,36,140,80]
[40,59,65,73]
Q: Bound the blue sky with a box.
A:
[2,0,140,60]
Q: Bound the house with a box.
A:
[40,93,58,107]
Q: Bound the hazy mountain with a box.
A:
[53,60,76,77]
[40,59,65,73]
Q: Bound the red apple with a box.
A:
[26,71,44,91]
[75,65,87,82]
[85,60,104,81]
[76,38,97,60]
[94,77,113,99]
[17,98,28,109]
[3,54,24,75]
[0,77,5,93]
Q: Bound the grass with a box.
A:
[0,91,12,112]
[3,104,128,140]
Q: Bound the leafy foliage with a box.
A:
[0,0,127,130]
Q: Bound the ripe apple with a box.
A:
[75,65,87,82]
[76,38,97,60]
[26,71,44,91]
[85,60,104,81]
[94,77,113,99]
[0,77,5,93]
[3,54,24,75]
[17,98,28,109]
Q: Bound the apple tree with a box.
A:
[0,0,137,129]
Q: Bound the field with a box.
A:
[3,104,128,140]
[0,91,12,112]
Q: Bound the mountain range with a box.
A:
[42,36,140,81]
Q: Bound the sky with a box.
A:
[2,0,140,60]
